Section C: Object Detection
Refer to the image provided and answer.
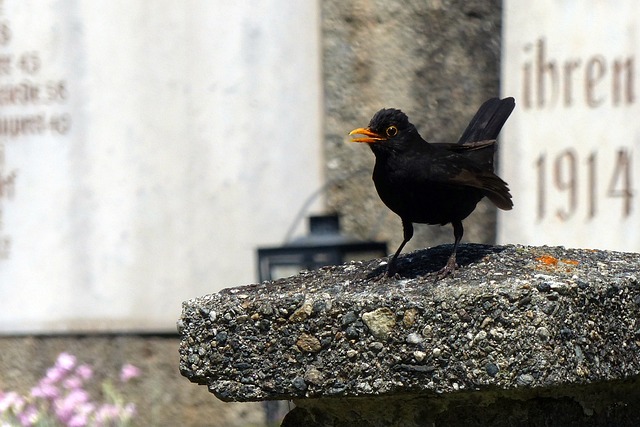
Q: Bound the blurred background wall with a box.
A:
[0,1,505,425]
[322,0,504,258]
[0,1,324,334]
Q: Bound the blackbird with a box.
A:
[349,97,515,278]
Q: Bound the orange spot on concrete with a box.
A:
[537,255,558,266]
[535,254,579,272]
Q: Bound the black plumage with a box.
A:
[350,97,515,278]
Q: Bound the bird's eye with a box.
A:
[385,126,398,137]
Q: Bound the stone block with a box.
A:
[179,244,640,425]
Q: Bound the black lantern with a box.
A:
[257,214,387,282]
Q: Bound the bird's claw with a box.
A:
[435,258,458,281]
[366,265,395,281]
[387,272,403,280]
[370,271,387,282]
[368,271,398,282]
[384,260,401,279]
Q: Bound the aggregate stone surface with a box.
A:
[178,244,640,402]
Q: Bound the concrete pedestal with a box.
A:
[179,244,640,426]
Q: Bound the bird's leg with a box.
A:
[386,219,413,277]
[437,220,463,279]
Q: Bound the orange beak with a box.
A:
[349,127,385,143]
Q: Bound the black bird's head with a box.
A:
[349,108,420,152]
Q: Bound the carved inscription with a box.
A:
[0,1,73,259]
[517,37,636,226]
[521,38,635,109]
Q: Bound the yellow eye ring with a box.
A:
[385,126,398,137]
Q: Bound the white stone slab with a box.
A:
[0,1,323,332]
[499,1,640,251]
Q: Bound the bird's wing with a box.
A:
[431,140,496,152]
[424,149,513,210]
[448,168,513,210]
[431,140,497,171]
[457,97,515,144]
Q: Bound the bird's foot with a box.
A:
[435,256,458,281]
[385,263,407,280]
[367,268,392,282]
[366,264,398,281]
[367,270,400,282]
[371,272,401,282]
[380,259,402,280]
[368,271,388,282]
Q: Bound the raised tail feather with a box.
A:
[457,97,515,144]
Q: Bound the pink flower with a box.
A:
[94,404,120,422]
[45,366,67,383]
[54,389,90,423]
[123,402,136,419]
[55,353,77,372]
[17,404,39,426]
[3,353,138,426]
[119,364,140,383]
[30,382,59,400]
[0,391,25,412]
[67,404,94,427]
[63,375,83,390]
[68,414,88,427]
[75,364,93,381]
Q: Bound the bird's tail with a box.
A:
[457,97,515,144]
